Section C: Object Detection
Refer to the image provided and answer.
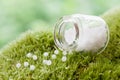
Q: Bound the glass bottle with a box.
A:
[54,14,109,53]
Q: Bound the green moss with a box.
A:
[0,8,120,80]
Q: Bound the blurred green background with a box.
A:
[0,0,120,48]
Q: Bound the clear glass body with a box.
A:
[54,14,109,53]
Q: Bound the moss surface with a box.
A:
[0,8,120,80]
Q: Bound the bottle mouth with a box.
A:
[54,16,80,51]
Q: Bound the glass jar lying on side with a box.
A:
[54,14,109,53]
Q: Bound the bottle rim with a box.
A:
[54,16,80,51]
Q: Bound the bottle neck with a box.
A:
[54,16,80,51]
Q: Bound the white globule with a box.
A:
[62,51,67,55]
[24,62,29,67]
[32,55,37,60]
[62,56,67,62]
[26,53,32,58]
[43,52,49,57]
[43,60,52,65]
[51,54,57,59]
[30,65,35,71]
[54,50,59,54]
[46,60,52,66]
[65,66,69,69]
[16,63,21,68]
[43,60,48,64]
